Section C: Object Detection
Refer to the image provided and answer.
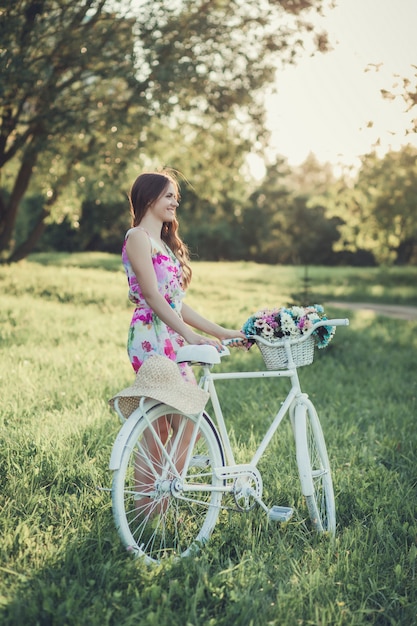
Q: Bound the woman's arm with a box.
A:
[181,303,245,342]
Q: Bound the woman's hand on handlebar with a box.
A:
[183,328,248,351]
[183,329,223,350]
[219,329,250,349]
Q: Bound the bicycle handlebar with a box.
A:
[249,317,349,347]
[223,317,349,349]
[313,317,349,328]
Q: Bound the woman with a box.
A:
[123,170,244,379]
[121,170,244,516]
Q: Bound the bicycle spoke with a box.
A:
[112,406,224,563]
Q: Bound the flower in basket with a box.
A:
[242,304,335,349]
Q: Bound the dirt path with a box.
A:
[329,302,417,321]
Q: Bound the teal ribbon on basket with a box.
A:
[242,304,335,349]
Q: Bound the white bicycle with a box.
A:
[109,318,349,564]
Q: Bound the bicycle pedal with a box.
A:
[268,505,293,523]
[190,455,211,468]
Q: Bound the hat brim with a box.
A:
[109,355,209,418]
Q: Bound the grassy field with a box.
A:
[1,254,416,625]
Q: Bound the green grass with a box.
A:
[1,254,417,625]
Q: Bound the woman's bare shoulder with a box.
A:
[125,227,152,257]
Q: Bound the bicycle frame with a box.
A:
[199,356,302,470]
[110,319,348,561]
[194,318,349,474]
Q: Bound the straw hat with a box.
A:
[109,355,209,419]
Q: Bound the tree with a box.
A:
[239,157,341,264]
[0,0,144,261]
[0,0,332,262]
[356,146,417,264]
[241,158,292,262]
[330,146,417,265]
[285,152,336,196]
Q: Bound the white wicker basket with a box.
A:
[255,335,315,370]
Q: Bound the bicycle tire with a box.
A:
[293,399,336,534]
[112,403,225,564]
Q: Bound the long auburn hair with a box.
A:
[129,171,192,288]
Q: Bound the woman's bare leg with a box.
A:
[134,416,169,516]
[133,412,196,517]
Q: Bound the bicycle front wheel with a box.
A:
[293,399,336,534]
[111,403,225,564]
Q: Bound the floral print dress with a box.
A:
[123,227,195,382]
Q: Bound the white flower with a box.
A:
[262,326,275,338]
[280,312,297,335]
[244,303,334,349]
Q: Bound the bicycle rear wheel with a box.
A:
[111,403,225,564]
[293,399,336,534]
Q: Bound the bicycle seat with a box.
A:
[176,344,227,365]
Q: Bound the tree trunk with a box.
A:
[6,160,75,262]
[0,146,38,253]
[395,238,416,265]
[7,208,49,263]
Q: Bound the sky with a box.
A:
[249,0,417,177]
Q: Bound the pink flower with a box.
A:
[138,311,153,324]
[153,254,170,281]
[164,339,176,360]
[141,341,153,353]
[297,316,307,330]
[132,309,153,325]
[132,356,142,373]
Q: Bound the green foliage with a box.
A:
[327,145,417,266]
[238,159,342,264]
[1,255,417,624]
[3,3,416,268]
[0,0,330,262]
[356,146,417,264]
[29,142,417,268]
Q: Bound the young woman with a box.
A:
[123,170,245,380]
[120,170,245,516]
